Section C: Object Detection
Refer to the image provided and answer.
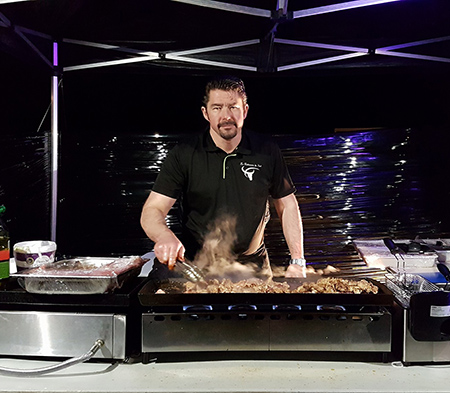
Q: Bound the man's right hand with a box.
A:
[153,230,185,270]
[141,191,184,270]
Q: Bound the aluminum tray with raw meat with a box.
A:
[14,256,146,295]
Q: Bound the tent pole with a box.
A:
[50,41,59,242]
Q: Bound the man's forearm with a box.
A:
[140,191,178,243]
[140,205,174,243]
[281,203,304,259]
[274,193,304,259]
[140,191,185,265]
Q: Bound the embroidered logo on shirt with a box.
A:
[240,162,262,181]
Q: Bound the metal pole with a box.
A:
[50,41,59,242]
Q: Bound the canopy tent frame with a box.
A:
[1,0,449,241]
[51,42,59,241]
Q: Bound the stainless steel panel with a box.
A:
[403,309,450,363]
[113,314,127,358]
[142,309,392,353]
[0,311,126,359]
[142,313,270,352]
[270,310,392,352]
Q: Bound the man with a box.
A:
[141,76,305,277]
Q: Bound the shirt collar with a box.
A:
[203,129,252,155]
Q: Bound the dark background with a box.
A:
[1,0,450,261]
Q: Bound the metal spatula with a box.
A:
[175,259,206,282]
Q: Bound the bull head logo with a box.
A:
[241,165,259,181]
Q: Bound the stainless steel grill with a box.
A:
[139,277,394,362]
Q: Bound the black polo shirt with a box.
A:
[151,129,296,260]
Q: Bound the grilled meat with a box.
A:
[182,277,378,294]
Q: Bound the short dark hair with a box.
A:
[202,76,248,106]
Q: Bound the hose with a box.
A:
[0,339,104,377]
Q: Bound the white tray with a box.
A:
[353,239,438,269]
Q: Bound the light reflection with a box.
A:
[391,141,407,150]
[37,313,52,355]
[342,199,353,210]
[156,143,169,163]
[365,255,387,269]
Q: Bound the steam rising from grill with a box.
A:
[191,214,340,281]
[193,215,260,281]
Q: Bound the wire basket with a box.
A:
[385,273,440,308]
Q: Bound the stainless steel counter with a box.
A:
[0,358,449,393]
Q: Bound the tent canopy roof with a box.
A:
[1,0,450,75]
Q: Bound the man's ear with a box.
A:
[243,104,249,119]
[201,106,209,122]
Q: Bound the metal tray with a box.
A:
[14,256,145,295]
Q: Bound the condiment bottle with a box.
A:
[0,205,10,280]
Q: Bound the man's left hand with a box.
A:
[285,264,306,278]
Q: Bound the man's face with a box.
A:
[202,89,248,141]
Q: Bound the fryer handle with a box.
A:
[437,263,450,281]
[383,238,399,254]
[0,339,104,377]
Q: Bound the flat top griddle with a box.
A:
[138,277,393,308]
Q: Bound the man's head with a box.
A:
[202,76,248,107]
[201,76,249,142]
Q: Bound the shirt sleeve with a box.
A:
[151,144,185,199]
[269,143,297,199]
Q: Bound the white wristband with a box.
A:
[289,258,306,267]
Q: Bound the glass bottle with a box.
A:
[0,205,10,280]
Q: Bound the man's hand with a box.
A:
[285,264,306,278]
[153,230,185,270]
[141,191,184,270]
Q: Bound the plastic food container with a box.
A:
[13,240,57,271]
[352,239,438,269]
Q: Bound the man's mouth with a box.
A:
[219,121,236,129]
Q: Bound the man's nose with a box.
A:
[222,107,233,118]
